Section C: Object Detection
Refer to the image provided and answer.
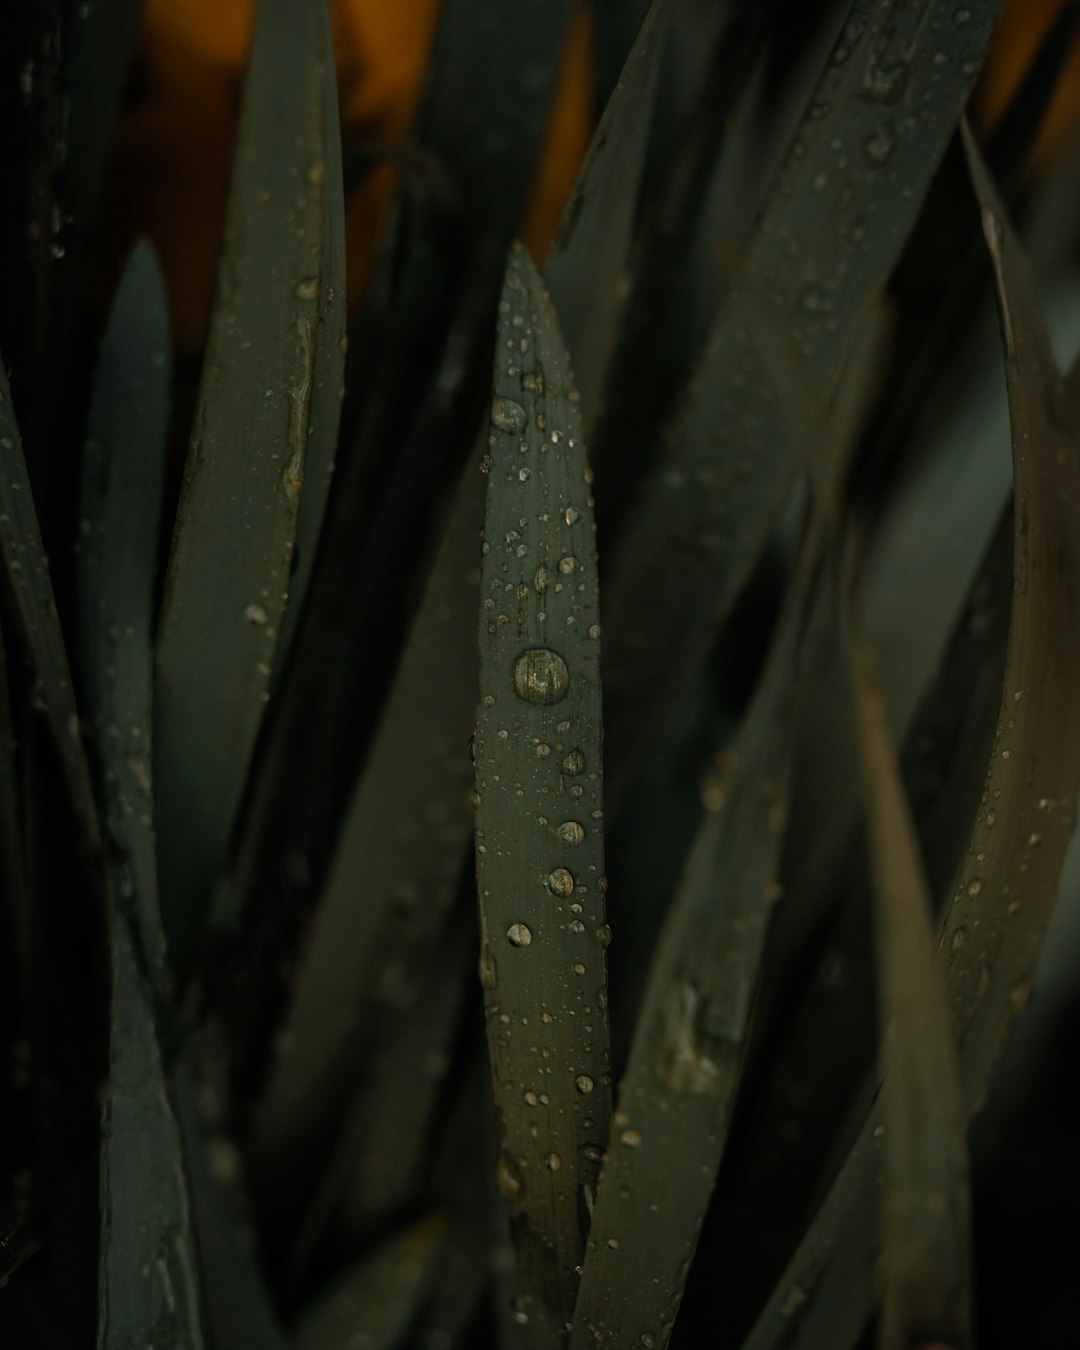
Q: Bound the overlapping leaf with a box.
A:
[252,0,669,1207]
[741,123,1080,1350]
[153,0,345,976]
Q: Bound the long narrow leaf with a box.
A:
[79,243,171,992]
[599,0,1004,804]
[569,545,816,1350]
[252,0,667,1185]
[0,363,98,847]
[543,0,671,425]
[153,0,345,976]
[848,642,971,1350]
[98,913,205,1349]
[77,244,206,1348]
[742,121,1080,1350]
[475,244,611,1337]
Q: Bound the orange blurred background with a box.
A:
[107,0,1079,359]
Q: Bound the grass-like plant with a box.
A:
[2,2,1080,1347]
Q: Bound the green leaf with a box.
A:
[284,908,473,1283]
[569,558,813,1350]
[98,914,205,1350]
[0,359,98,848]
[474,245,611,1337]
[741,119,1080,1350]
[598,0,1005,805]
[848,642,971,1350]
[226,0,578,959]
[172,1053,291,1350]
[79,242,171,994]
[543,0,672,426]
[152,0,345,976]
[250,0,665,1190]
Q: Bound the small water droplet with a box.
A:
[576,1074,594,1094]
[524,1090,538,1106]
[546,1152,562,1171]
[607,1236,620,1250]
[558,555,578,574]
[294,276,319,300]
[548,867,575,897]
[507,923,532,947]
[534,565,550,592]
[557,820,585,845]
[513,648,570,704]
[863,128,895,165]
[568,920,585,934]
[595,923,613,947]
[522,370,545,394]
[492,397,528,433]
[479,945,498,989]
[245,603,268,625]
[564,506,580,526]
[573,961,586,975]
[562,749,586,775]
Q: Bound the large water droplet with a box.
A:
[507,922,533,947]
[547,867,575,897]
[514,648,570,704]
[492,397,527,433]
[496,1151,523,1198]
[557,820,585,846]
[562,748,586,775]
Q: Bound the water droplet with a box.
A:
[596,924,613,947]
[562,749,586,775]
[513,648,570,704]
[641,1336,656,1348]
[492,397,527,433]
[534,565,550,592]
[564,506,580,525]
[576,1074,594,1094]
[536,743,551,759]
[524,1090,538,1106]
[863,128,895,165]
[607,1236,621,1250]
[546,1152,562,1171]
[479,945,498,989]
[557,820,585,845]
[548,867,575,897]
[294,276,319,300]
[568,920,586,935]
[573,962,586,976]
[522,370,545,394]
[507,923,533,947]
[587,624,601,640]
[245,603,268,625]
[496,1151,523,1198]
[558,555,578,574]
